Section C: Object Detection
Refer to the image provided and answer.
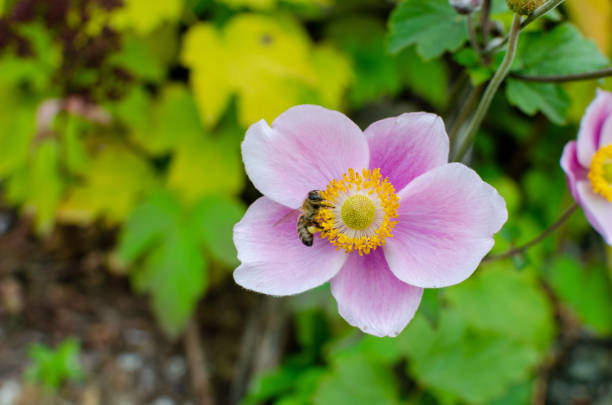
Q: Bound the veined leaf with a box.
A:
[59,145,157,225]
[116,191,208,337]
[388,0,468,59]
[508,23,608,124]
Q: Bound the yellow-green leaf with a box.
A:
[182,14,322,127]
[310,44,353,110]
[181,24,232,128]
[166,137,244,204]
[7,140,64,235]
[110,0,183,35]
[59,145,157,225]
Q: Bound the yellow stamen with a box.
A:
[316,168,399,255]
[589,144,612,202]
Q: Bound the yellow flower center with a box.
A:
[589,144,612,202]
[341,194,376,231]
[316,168,399,255]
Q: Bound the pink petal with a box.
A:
[596,114,612,148]
[576,181,612,245]
[330,249,423,337]
[364,112,449,192]
[233,197,347,296]
[560,141,588,202]
[241,105,369,209]
[577,89,612,167]
[384,163,507,288]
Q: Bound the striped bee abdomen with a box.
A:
[297,215,314,246]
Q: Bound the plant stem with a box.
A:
[448,84,484,144]
[484,203,578,262]
[467,14,484,64]
[454,14,522,161]
[521,0,566,27]
[512,67,612,82]
[484,0,566,55]
[481,0,491,48]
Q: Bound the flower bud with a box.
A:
[506,0,544,15]
[449,0,482,14]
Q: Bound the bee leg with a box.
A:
[307,225,322,234]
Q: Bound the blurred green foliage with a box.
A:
[1,0,612,403]
[25,339,83,391]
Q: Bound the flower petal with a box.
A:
[364,112,449,192]
[384,163,507,288]
[561,141,588,202]
[596,114,612,148]
[233,197,347,295]
[241,105,369,208]
[330,249,423,337]
[576,181,612,245]
[577,89,612,167]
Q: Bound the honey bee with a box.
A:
[274,190,332,246]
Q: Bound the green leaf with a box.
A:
[388,0,468,59]
[0,23,61,90]
[326,17,400,107]
[25,339,83,391]
[397,46,449,109]
[314,354,399,405]
[490,381,533,405]
[400,313,539,404]
[507,23,608,124]
[445,263,556,351]
[116,191,208,336]
[190,195,245,267]
[166,136,244,203]
[548,256,612,335]
[61,117,90,175]
[110,0,183,35]
[453,48,497,85]
[109,86,152,132]
[513,24,609,77]
[8,140,64,235]
[308,44,353,110]
[505,79,570,125]
[242,366,325,405]
[59,145,157,225]
[182,16,318,127]
[133,223,206,336]
[110,34,166,82]
[139,84,205,154]
[0,87,35,176]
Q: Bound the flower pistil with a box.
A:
[316,168,399,255]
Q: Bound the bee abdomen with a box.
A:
[297,216,314,246]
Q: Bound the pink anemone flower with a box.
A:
[233,105,508,337]
[561,89,612,245]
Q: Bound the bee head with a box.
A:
[308,190,323,202]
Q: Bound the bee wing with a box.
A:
[274,208,301,227]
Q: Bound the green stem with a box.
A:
[480,0,491,48]
[448,84,485,144]
[512,67,612,82]
[467,14,484,64]
[484,0,566,55]
[454,14,522,161]
[484,203,578,262]
[521,0,566,27]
